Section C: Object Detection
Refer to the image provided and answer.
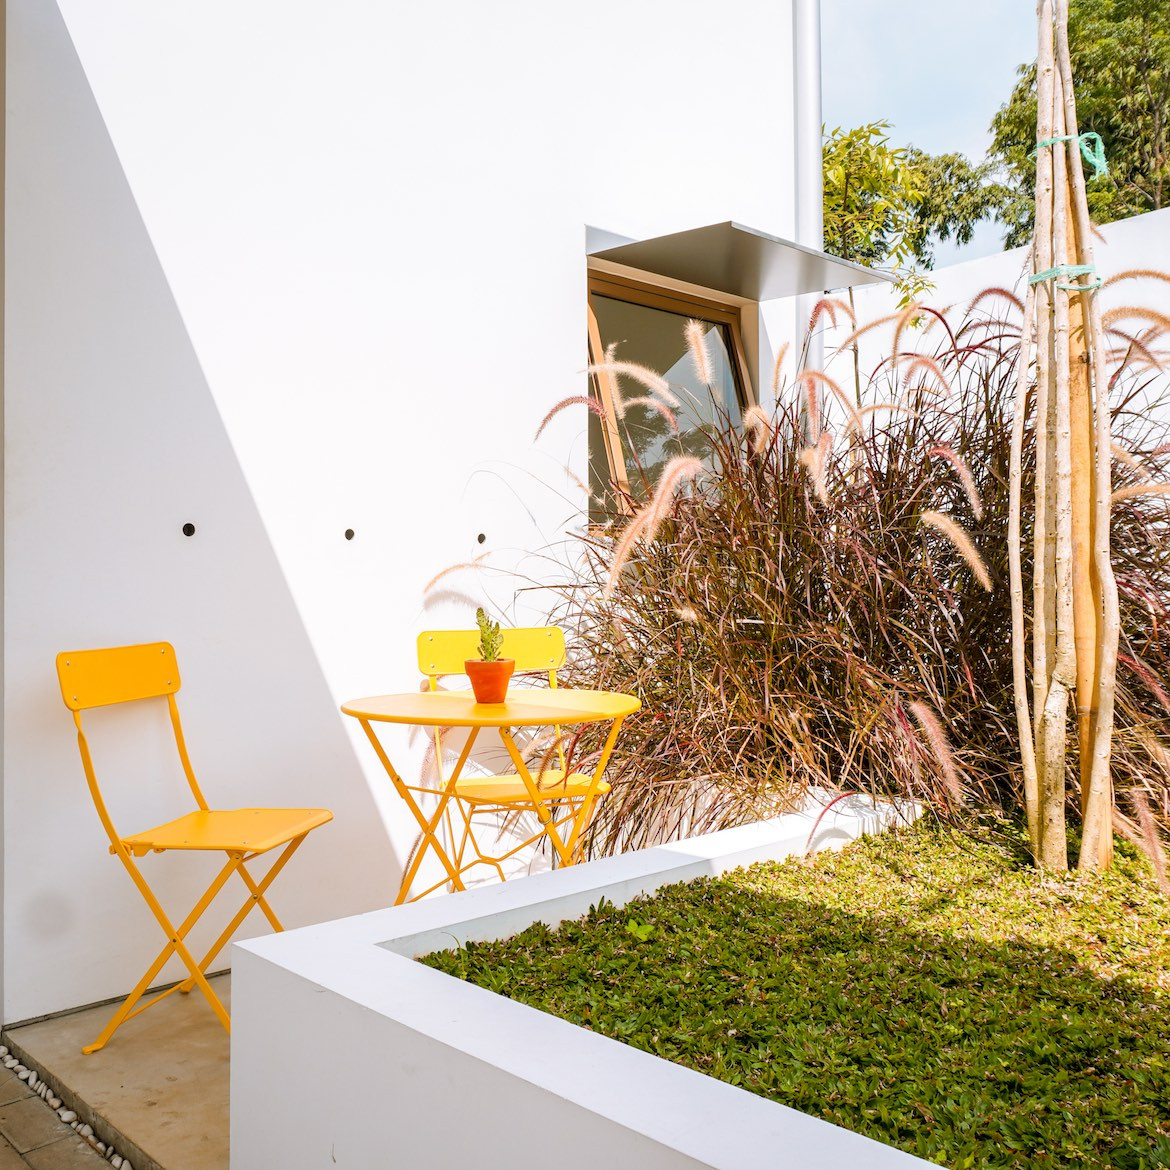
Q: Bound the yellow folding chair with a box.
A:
[411,626,610,894]
[56,642,333,1053]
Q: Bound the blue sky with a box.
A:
[821,0,1036,261]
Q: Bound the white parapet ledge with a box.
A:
[232,794,930,1170]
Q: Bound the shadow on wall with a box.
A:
[2,0,398,1023]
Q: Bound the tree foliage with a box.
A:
[992,0,1170,245]
[823,123,1009,293]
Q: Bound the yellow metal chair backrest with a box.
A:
[56,642,211,842]
[416,626,566,689]
[58,641,181,711]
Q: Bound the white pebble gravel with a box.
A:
[4,1054,127,1170]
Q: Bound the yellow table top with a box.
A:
[340,688,641,728]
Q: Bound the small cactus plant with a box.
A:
[475,607,504,662]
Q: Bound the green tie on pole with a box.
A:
[1029,131,1108,179]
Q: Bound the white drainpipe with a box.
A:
[792,0,824,371]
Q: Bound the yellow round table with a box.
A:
[341,688,640,902]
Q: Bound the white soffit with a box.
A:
[588,221,895,301]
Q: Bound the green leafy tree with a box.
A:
[823,123,1010,298]
[904,148,1014,266]
[823,122,927,295]
[991,0,1170,245]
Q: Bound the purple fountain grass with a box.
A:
[533,286,1170,862]
[587,358,679,406]
[964,287,1026,317]
[898,353,953,396]
[1112,482,1170,504]
[909,700,965,807]
[602,455,704,599]
[535,394,608,440]
[685,319,713,386]
[843,402,919,436]
[1130,789,1169,895]
[621,396,679,431]
[1103,268,1170,289]
[928,444,984,520]
[920,510,992,591]
[799,432,832,503]
[770,341,790,397]
[743,404,773,455]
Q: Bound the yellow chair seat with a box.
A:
[119,807,333,856]
[454,772,611,805]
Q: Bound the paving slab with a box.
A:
[0,1072,33,1110]
[4,975,230,1170]
[22,1134,111,1170]
[0,1134,33,1170]
[0,1098,71,1157]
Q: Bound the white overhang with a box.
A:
[587,221,895,301]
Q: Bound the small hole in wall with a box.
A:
[477,533,486,545]
[182,523,196,537]
[344,529,355,541]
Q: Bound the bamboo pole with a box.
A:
[1053,0,1120,869]
[1040,60,1074,871]
[1008,288,1040,855]
[1032,0,1065,866]
[1066,207,1100,818]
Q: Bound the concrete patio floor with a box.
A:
[1,976,230,1170]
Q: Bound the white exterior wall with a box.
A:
[4,0,799,1020]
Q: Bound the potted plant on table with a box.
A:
[465,607,514,704]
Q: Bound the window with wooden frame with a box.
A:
[586,271,755,514]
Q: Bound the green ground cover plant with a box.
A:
[421,821,1170,1168]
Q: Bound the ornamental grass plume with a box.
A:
[798,432,832,503]
[920,510,993,591]
[602,456,702,599]
[1130,789,1169,896]
[535,394,608,440]
[909,700,964,807]
[742,404,773,455]
[928,444,984,520]
[770,341,790,396]
[685,319,713,385]
[587,359,680,406]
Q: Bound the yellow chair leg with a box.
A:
[177,837,304,994]
[84,854,239,1054]
[389,726,480,904]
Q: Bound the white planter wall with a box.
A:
[232,800,931,1170]
[4,0,800,1020]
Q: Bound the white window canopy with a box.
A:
[587,221,895,302]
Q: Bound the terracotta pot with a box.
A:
[465,658,514,704]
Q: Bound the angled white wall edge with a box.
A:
[232,797,930,1170]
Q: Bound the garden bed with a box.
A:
[231,795,930,1169]
[423,822,1170,1169]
